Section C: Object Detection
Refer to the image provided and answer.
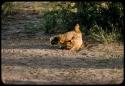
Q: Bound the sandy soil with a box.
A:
[1,10,124,85]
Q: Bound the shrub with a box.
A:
[42,9,77,34]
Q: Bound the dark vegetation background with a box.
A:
[1,1,124,44]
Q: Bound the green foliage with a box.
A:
[42,11,57,34]
[76,2,124,32]
[42,9,76,34]
[42,2,123,35]
[89,25,121,44]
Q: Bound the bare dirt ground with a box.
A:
[1,11,124,85]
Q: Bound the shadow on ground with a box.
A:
[3,80,69,85]
[2,55,123,69]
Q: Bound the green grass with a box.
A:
[89,25,121,44]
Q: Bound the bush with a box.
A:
[76,2,124,35]
[42,9,77,34]
[89,25,121,44]
[42,11,57,34]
